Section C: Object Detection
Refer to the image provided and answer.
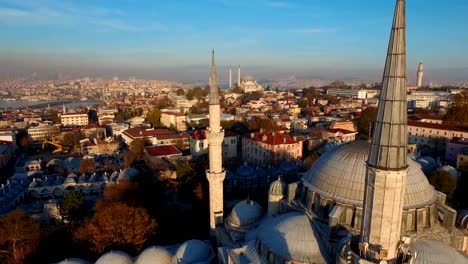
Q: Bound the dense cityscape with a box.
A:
[1,0,468,264]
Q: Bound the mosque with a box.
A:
[53,1,467,263]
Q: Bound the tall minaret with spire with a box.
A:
[417,62,424,88]
[237,65,241,86]
[206,50,226,234]
[360,0,408,261]
[229,67,232,89]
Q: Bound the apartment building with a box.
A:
[61,113,89,126]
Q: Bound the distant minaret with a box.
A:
[237,65,241,86]
[229,68,232,89]
[206,50,226,234]
[62,103,66,114]
[417,62,424,88]
[360,0,408,261]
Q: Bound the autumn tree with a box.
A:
[129,138,148,155]
[79,158,96,174]
[428,170,457,201]
[0,210,41,264]
[60,132,84,147]
[96,180,143,210]
[443,91,468,127]
[176,88,185,96]
[358,107,377,137]
[124,150,137,168]
[297,98,308,108]
[60,191,86,224]
[146,109,161,128]
[74,203,156,254]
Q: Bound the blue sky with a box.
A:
[0,0,467,81]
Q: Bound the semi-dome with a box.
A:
[302,141,438,209]
[95,251,133,264]
[236,163,254,178]
[57,258,91,264]
[408,240,467,264]
[227,199,264,228]
[173,240,211,264]
[136,246,173,264]
[117,168,139,182]
[269,177,286,196]
[257,212,326,263]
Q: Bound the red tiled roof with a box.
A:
[243,132,302,145]
[145,145,182,157]
[157,134,190,140]
[123,127,172,138]
[407,120,468,132]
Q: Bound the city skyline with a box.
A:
[0,0,467,82]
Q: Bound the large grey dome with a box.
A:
[136,246,173,264]
[408,240,467,264]
[302,141,438,209]
[173,240,211,264]
[227,199,264,228]
[95,251,133,264]
[257,212,326,263]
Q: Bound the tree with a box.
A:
[97,180,143,210]
[176,163,193,183]
[358,107,377,137]
[303,87,316,101]
[79,158,96,174]
[146,109,161,128]
[428,170,457,201]
[231,86,244,94]
[443,91,468,127]
[176,88,185,96]
[185,89,194,101]
[124,150,137,168]
[297,99,308,108]
[74,203,156,254]
[61,132,84,147]
[60,191,86,224]
[0,210,40,263]
[129,138,147,155]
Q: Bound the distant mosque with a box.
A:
[53,1,468,263]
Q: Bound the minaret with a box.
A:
[417,62,423,88]
[206,50,226,234]
[237,65,241,86]
[229,67,232,89]
[360,0,408,261]
[62,103,66,114]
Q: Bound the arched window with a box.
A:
[407,213,414,231]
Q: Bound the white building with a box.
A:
[190,130,239,163]
[27,124,60,141]
[239,75,263,93]
[60,113,89,126]
[407,90,452,109]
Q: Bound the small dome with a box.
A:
[117,168,139,182]
[437,165,459,178]
[417,156,438,173]
[227,199,264,228]
[95,251,133,264]
[269,177,286,196]
[64,176,77,185]
[57,258,91,264]
[408,240,467,264]
[29,179,40,188]
[173,240,211,264]
[47,159,63,167]
[136,246,173,264]
[457,210,468,229]
[237,163,254,178]
[279,161,298,173]
[257,212,326,263]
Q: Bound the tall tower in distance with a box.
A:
[206,50,226,234]
[229,67,232,89]
[360,0,408,261]
[417,62,424,88]
[237,65,241,86]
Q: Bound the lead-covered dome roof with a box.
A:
[257,212,326,263]
[227,199,264,228]
[173,240,211,264]
[136,246,173,264]
[302,141,438,210]
[408,240,467,264]
[95,251,133,264]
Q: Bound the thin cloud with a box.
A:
[0,1,163,32]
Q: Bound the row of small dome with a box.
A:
[56,240,213,264]
[27,169,140,188]
[233,161,301,178]
[0,180,30,213]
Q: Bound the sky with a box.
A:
[0,0,467,82]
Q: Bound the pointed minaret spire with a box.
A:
[209,49,220,105]
[206,49,226,235]
[360,0,408,261]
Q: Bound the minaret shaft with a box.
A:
[237,65,241,86]
[417,63,424,88]
[360,0,408,261]
[206,50,225,233]
[229,68,232,89]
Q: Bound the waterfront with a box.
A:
[0,100,102,109]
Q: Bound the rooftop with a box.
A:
[408,120,468,133]
[123,127,172,138]
[145,145,182,157]
[244,132,302,145]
